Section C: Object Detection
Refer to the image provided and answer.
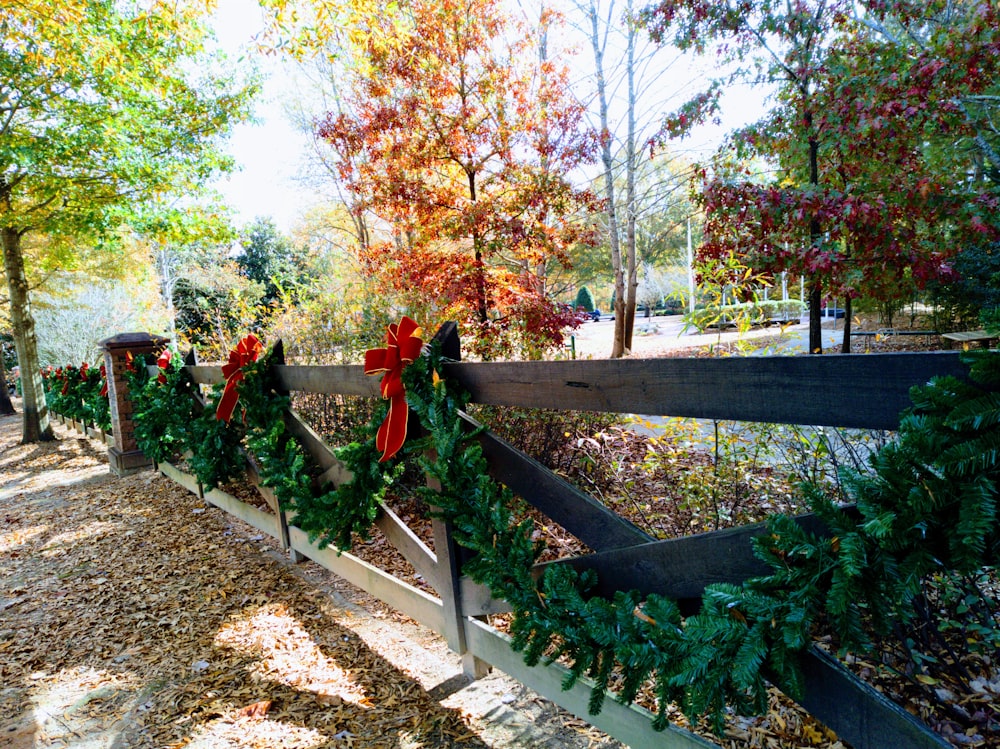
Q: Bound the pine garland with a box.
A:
[42,364,112,432]
[122,339,1000,735]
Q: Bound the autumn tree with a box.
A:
[0,0,254,442]
[644,0,1000,353]
[317,0,597,358]
[574,0,694,356]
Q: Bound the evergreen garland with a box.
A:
[42,364,112,432]
[120,337,1000,736]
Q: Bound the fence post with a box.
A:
[98,332,168,476]
[427,323,490,679]
[268,340,298,561]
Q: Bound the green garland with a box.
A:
[42,364,112,432]
[126,339,1000,735]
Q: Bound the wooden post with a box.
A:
[427,323,490,678]
[182,349,205,499]
[99,332,168,476]
[269,340,299,562]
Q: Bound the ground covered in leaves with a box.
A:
[0,411,622,749]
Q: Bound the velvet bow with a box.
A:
[364,316,423,462]
[156,349,172,385]
[215,334,263,423]
[99,364,109,398]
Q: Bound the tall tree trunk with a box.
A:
[0,351,15,416]
[467,171,489,326]
[841,295,853,353]
[1,225,54,442]
[806,110,824,354]
[587,0,627,357]
[622,3,638,354]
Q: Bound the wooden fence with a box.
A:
[60,341,972,749]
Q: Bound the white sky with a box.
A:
[209,0,770,235]
[211,0,316,232]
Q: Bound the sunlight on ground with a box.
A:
[0,463,109,501]
[174,717,329,749]
[6,666,138,748]
[39,521,123,558]
[215,603,372,708]
[0,524,48,553]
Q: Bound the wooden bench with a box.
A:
[941,329,998,349]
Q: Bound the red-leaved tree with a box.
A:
[645,0,1000,352]
[318,0,598,359]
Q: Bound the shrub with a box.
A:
[574,286,596,313]
[683,299,805,332]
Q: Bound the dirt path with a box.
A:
[0,410,621,749]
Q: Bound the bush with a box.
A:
[574,286,596,313]
[683,299,805,332]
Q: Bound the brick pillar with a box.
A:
[99,332,169,476]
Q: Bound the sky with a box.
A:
[209,0,771,235]
[211,0,317,232]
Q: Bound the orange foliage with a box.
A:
[317,0,598,357]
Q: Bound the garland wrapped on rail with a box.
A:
[41,363,112,433]
[124,322,1000,735]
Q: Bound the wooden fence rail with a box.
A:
[62,344,971,748]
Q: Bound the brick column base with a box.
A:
[98,332,169,476]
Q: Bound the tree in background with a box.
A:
[131,203,239,347]
[236,217,305,310]
[575,0,693,356]
[33,279,170,367]
[0,0,255,441]
[644,0,849,353]
[644,0,1000,352]
[317,0,597,359]
[574,286,596,313]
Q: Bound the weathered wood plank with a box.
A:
[287,526,446,636]
[459,577,510,616]
[186,364,224,386]
[443,352,969,430]
[282,408,345,476]
[374,505,443,592]
[158,460,203,498]
[465,413,652,552]
[795,646,949,749]
[464,619,718,748]
[272,364,378,397]
[202,485,282,540]
[533,513,836,604]
[193,353,968,429]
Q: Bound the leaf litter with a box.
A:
[0,410,622,748]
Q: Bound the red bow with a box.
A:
[215,334,263,423]
[80,362,89,380]
[125,351,135,373]
[364,316,423,462]
[99,364,108,397]
[157,350,172,385]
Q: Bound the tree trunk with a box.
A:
[587,0,628,358]
[841,296,852,353]
[1,225,54,442]
[808,285,823,354]
[623,5,638,354]
[806,108,824,355]
[467,172,489,327]
[0,352,15,415]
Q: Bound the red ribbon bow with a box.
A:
[99,364,108,397]
[215,334,263,423]
[156,350,173,385]
[364,316,423,462]
[125,351,135,373]
[80,362,89,380]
